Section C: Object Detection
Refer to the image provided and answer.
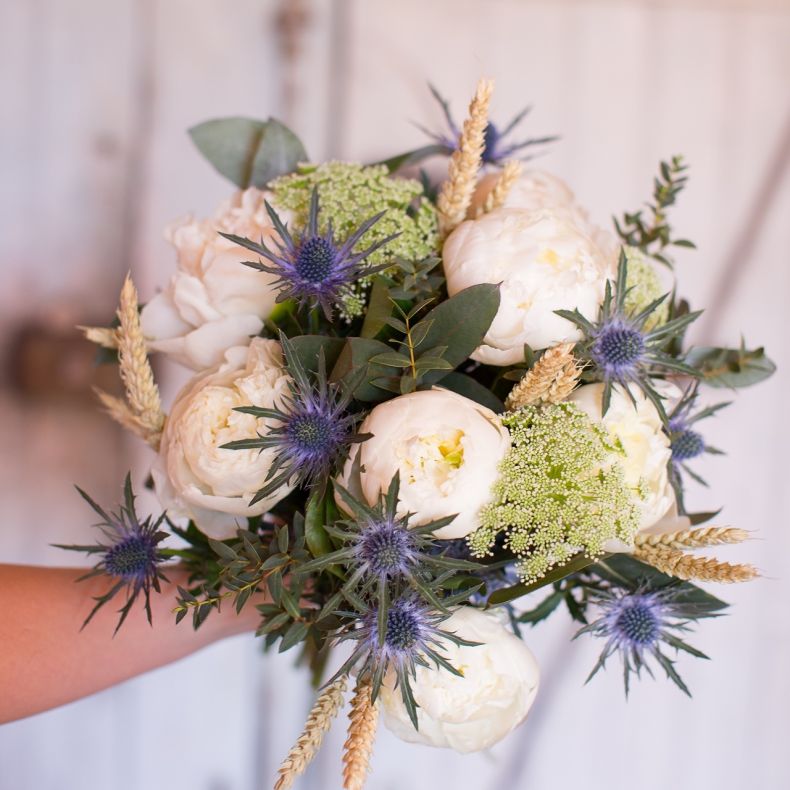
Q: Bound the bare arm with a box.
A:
[0,564,260,724]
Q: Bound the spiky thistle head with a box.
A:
[221,333,365,505]
[422,83,557,165]
[57,474,169,634]
[556,249,703,420]
[332,595,478,730]
[665,384,729,505]
[575,585,714,696]
[219,187,398,318]
[299,475,480,614]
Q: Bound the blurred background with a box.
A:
[1,0,789,788]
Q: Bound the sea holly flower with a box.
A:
[57,474,169,634]
[221,333,364,503]
[332,594,476,729]
[666,384,729,498]
[422,83,557,165]
[299,475,480,615]
[220,188,399,318]
[575,586,712,696]
[556,249,703,419]
[379,607,540,752]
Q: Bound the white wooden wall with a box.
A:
[1,1,789,788]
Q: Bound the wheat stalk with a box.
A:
[79,325,118,349]
[475,159,523,217]
[274,677,348,790]
[342,676,379,790]
[635,527,750,551]
[115,274,165,448]
[634,545,759,583]
[436,78,494,238]
[505,343,581,410]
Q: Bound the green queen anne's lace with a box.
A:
[271,162,439,316]
[468,403,641,583]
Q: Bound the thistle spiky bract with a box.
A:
[575,585,715,696]
[56,474,169,634]
[556,249,703,420]
[219,187,399,318]
[221,332,366,505]
[421,83,558,165]
[666,383,730,507]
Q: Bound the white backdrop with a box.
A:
[1,1,789,788]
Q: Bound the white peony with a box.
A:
[380,607,540,753]
[443,208,614,365]
[151,338,294,539]
[567,382,675,542]
[338,389,510,539]
[469,169,579,218]
[141,187,284,371]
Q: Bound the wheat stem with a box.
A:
[437,78,494,238]
[342,676,379,790]
[115,274,165,448]
[634,545,759,583]
[635,527,750,551]
[476,159,523,217]
[274,677,348,790]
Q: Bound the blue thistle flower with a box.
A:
[299,474,480,615]
[665,384,729,505]
[575,586,713,696]
[333,595,478,729]
[219,188,399,318]
[556,250,703,420]
[57,474,169,634]
[421,83,557,165]
[221,333,365,505]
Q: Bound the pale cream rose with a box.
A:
[443,208,614,365]
[151,338,294,539]
[141,188,285,371]
[568,382,675,546]
[380,607,540,753]
[338,389,510,539]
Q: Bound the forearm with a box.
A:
[0,564,257,724]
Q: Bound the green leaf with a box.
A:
[279,621,309,652]
[304,491,333,560]
[208,539,239,562]
[486,553,600,607]
[329,337,393,401]
[189,117,307,188]
[289,335,345,377]
[439,372,505,412]
[370,352,412,368]
[411,284,500,385]
[685,344,776,388]
[517,590,564,624]
[374,143,448,173]
[360,277,394,339]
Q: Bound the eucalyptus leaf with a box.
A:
[329,337,393,401]
[289,335,345,376]
[360,276,394,339]
[686,344,776,388]
[189,117,307,188]
[374,143,448,173]
[411,283,500,385]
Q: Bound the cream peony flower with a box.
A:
[140,188,285,371]
[470,169,579,219]
[151,338,294,539]
[568,382,675,543]
[380,607,540,753]
[338,389,509,539]
[443,208,614,365]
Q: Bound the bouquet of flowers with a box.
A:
[73,78,774,788]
